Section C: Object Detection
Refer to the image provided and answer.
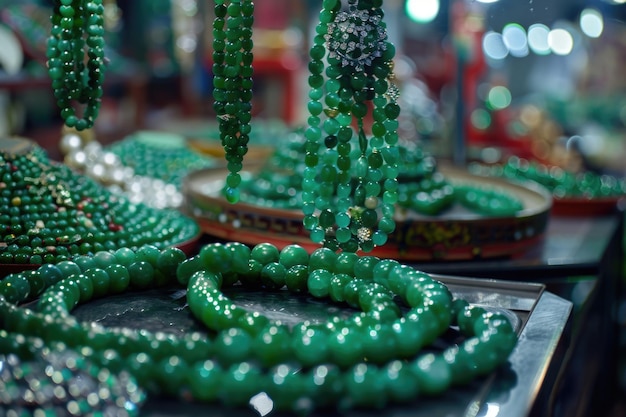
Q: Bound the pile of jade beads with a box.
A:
[0,241,517,412]
[0,142,199,265]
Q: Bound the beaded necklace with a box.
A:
[212,0,255,203]
[304,0,400,253]
[0,241,517,413]
[46,0,106,131]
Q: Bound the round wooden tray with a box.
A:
[183,165,552,262]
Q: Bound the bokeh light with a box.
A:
[406,0,440,24]
[502,23,529,57]
[580,8,604,38]
[548,28,574,55]
[527,24,551,55]
[487,86,512,110]
[482,31,509,60]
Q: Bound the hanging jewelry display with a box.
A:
[303,0,400,253]
[211,0,255,203]
[46,0,106,131]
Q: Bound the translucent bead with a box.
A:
[323,118,340,135]
[383,190,398,204]
[336,112,352,127]
[310,227,325,243]
[303,215,319,231]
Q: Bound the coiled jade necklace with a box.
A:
[0,242,517,414]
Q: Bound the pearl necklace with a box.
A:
[0,241,517,413]
[212,0,255,204]
[304,0,400,253]
[46,0,106,131]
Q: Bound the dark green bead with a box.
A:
[106,264,130,293]
[285,264,309,293]
[214,328,253,364]
[308,247,337,272]
[128,261,155,290]
[84,268,110,298]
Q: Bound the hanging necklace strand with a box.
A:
[46,0,106,131]
[212,0,255,203]
[304,0,400,253]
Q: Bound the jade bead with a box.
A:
[252,325,291,367]
[236,311,270,337]
[308,247,337,272]
[73,273,94,303]
[279,244,309,269]
[219,362,263,407]
[328,327,364,368]
[0,275,30,304]
[345,363,388,409]
[383,360,420,403]
[188,360,223,402]
[156,247,187,278]
[38,264,64,287]
[199,243,232,273]
[412,353,452,395]
[214,328,253,364]
[114,247,136,267]
[328,273,352,302]
[361,324,396,363]
[176,254,203,285]
[126,261,154,290]
[285,264,308,292]
[458,305,486,336]
[250,243,279,265]
[265,363,308,411]
[391,317,426,358]
[353,255,380,280]
[84,268,110,298]
[307,269,333,298]
[74,255,98,272]
[23,270,45,298]
[105,264,130,294]
[260,262,287,289]
[292,323,330,367]
[56,260,82,279]
[135,245,161,267]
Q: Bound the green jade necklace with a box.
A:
[47,0,106,131]
[303,0,401,254]
[212,0,255,203]
[0,241,517,413]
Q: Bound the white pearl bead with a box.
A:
[59,134,83,154]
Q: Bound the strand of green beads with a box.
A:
[46,0,105,131]
[303,0,400,253]
[181,242,454,368]
[302,1,334,247]
[212,0,254,203]
[0,242,517,412]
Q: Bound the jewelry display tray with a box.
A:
[183,166,552,262]
[73,275,572,417]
